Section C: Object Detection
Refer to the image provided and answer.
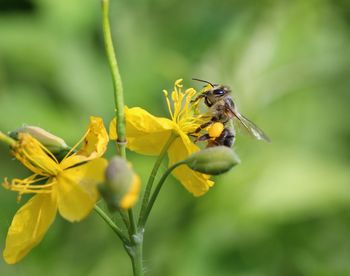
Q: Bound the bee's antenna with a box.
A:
[192,78,214,87]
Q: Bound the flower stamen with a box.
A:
[61,128,90,162]
[3,175,54,202]
[163,90,174,120]
[13,134,61,176]
[162,80,207,135]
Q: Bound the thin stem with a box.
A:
[137,133,177,228]
[128,208,137,239]
[101,2,143,275]
[94,205,130,245]
[0,132,16,147]
[139,161,186,228]
[101,0,126,158]
[118,209,130,231]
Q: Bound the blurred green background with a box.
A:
[1,0,350,275]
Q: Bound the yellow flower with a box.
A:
[110,79,214,196]
[2,117,109,264]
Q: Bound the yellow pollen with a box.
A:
[208,122,225,138]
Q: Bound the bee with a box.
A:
[190,78,270,147]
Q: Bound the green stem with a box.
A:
[0,132,15,147]
[94,205,130,245]
[125,209,143,276]
[137,133,177,228]
[128,208,137,238]
[101,1,143,274]
[101,0,126,158]
[128,231,143,276]
[138,161,186,228]
[118,209,130,232]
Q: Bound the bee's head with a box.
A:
[192,78,231,105]
[192,78,231,96]
[211,85,231,98]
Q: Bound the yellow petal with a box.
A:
[61,116,109,169]
[168,132,214,196]
[56,158,107,222]
[110,107,175,155]
[3,193,57,264]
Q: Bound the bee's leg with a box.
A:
[196,134,222,148]
[214,128,235,147]
[195,134,211,143]
[190,94,205,104]
[204,97,213,107]
[191,121,213,135]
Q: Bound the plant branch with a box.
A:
[101,0,126,158]
[128,208,137,240]
[0,132,16,147]
[138,160,186,228]
[137,133,177,228]
[94,205,130,245]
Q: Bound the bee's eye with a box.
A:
[213,89,225,96]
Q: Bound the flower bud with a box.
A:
[185,146,240,175]
[9,126,69,154]
[99,156,140,211]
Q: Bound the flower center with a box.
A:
[163,79,206,134]
[3,133,64,201]
[13,133,62,176]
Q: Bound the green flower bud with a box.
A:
[9,126,69,154]
[99,156,140,211]
[185,146,240,175]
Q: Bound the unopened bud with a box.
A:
[9,126,69,154]
[100,156,140,211]
[185,146,240,175]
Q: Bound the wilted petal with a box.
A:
[61,117,109,169]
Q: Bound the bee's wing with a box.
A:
[224,103,270,142]
[235,112,271,142]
